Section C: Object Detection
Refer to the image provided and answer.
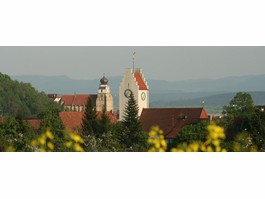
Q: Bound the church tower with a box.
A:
[96,75,114,112]
[119,68,149,121]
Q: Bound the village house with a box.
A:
[140,107,209,142]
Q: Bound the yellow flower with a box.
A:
[73,143,84,152]
[207,146,213,152]
[148,147,156,152]
[148,131,156,137]
[47,142,54,151]
[65,141,73,148]
[70,133,84,143]
[215,146,221,152]
[38,137,46,145]
[45,131,54,139]
[155,142,160,149]
[189,142,199,152]
[212,140,220,146]
[38,148,46,152]
[161,140,167,149]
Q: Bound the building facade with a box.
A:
[119,68,149,121]
[96,75,114,112]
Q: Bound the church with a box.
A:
[60,75,114,113]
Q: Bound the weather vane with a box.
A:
[133,51,136,72]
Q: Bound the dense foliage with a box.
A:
[0,72,60,118]
[121,92,148,152]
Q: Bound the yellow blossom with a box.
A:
[65,141,73,148]
[45,131,54,139]
[38,137,46,145]
[73,143,84,152]
[47,142,54,151]
[70,133,84,143]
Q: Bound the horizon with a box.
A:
[1,47,265,81]
[10,71,265,82]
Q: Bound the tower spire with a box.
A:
[132,51,136,73]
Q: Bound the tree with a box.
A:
[81,97,99,137]
[221,92,256,141]
[223,92,255,119]
[0,117,35,152]
[219,92,265,151]
[171,121,208,150]
[0,72,61,118]
[97,106,111,136]
[38,107,66,151]
[39,107,65,134]
[121,92,148,151]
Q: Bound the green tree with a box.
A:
[97,106,111,136]
[121,93,148,151]
[0,117,35,152]
[219,92,265,151]
[221,92,256,141]
[171,121,208,150]
[81,97,99,137]
[0,72,60,118]
[38,107,66,151]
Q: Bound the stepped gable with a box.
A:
[133,71,148,90]
[140,108,208,139]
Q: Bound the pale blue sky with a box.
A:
[0,46,265,81]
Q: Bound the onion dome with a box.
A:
[100,75,108,85]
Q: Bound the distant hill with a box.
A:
[12,73,265,95]
[151,91,265,114]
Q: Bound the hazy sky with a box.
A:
[0,47,265,81]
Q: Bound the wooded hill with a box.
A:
[0,72,59,118]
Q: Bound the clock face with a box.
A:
[124,89,132,98]
[141,92,146,101]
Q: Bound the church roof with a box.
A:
[60,111,118,132]
[134,72,148,90]
[140,108,209,138]
[60,94,97,106]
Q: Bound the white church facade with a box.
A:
[119,68,149,121]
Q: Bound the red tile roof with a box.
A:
[60,94,97,106]
[59,111,118,132]
[134,72,148,90]
[140,108,209,139]
[59,111,84,132]
[24,119,41,131]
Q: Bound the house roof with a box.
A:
[140,108,209,139]
[48,94,60,99]
[24,119,41,130]
[59,111,118,132]
[134,72,148,90]
[60,94,97,106]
